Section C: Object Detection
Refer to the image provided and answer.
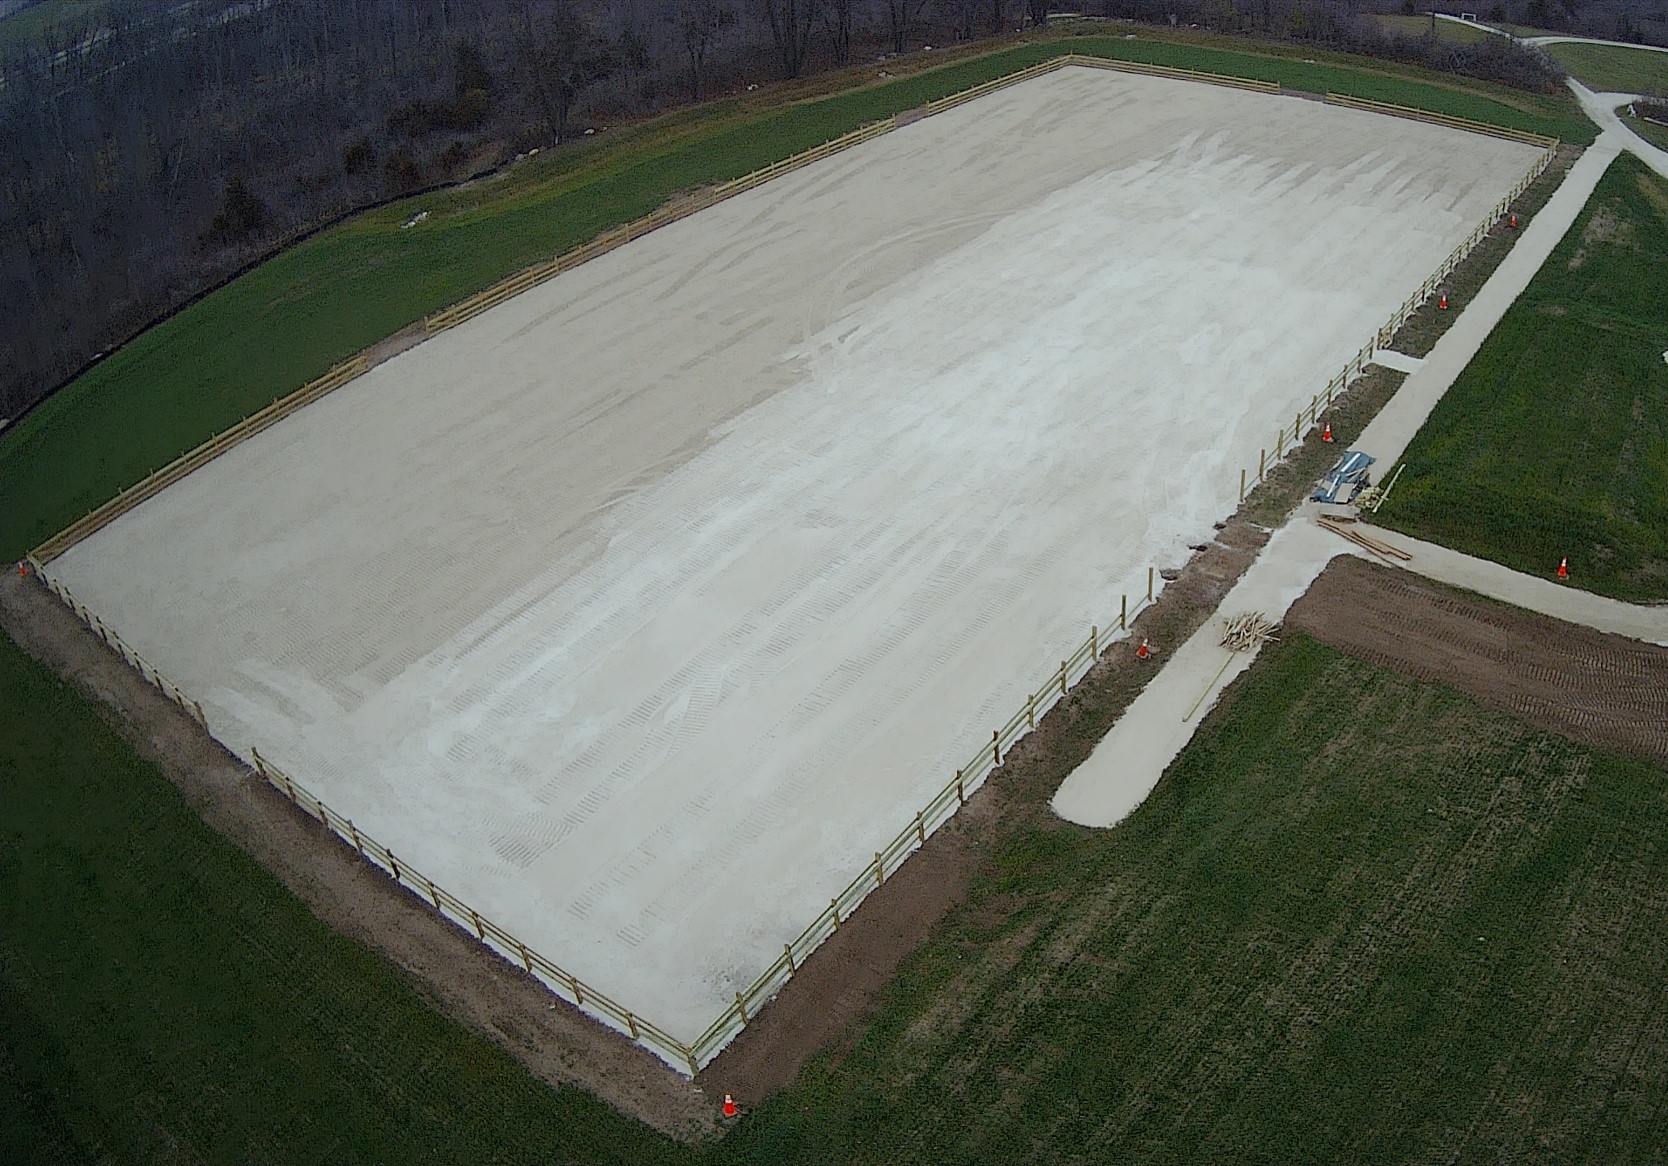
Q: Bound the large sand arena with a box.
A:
[47,65,1543,1046]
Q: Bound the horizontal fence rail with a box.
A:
[35,574,207,728]
[22,54,1564,1075]
[421,53,1278,340]
[1322,93,1559,148]
[689,568,1162,1064]
[241,749,703,1074]
[1238,140,1553,503]
[29,354,370,565]
[1064,52,1281,93]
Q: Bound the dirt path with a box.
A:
[0,569,717,1143]
[1286,556,1668,767]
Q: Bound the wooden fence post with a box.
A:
[992,730,1001,768]
[955,770,965,805]
[348,820,363,856]
[736,992,749,1025]
[626,1012,639,1040]
[875,853,885,888]
[1239,468,1246,502]
[915,812,926,846]
[1147,566,1155,602]
[1091,625,1098,659]
[470,909,484,939]
[785,943,796,974]
[1027,692,1035,729]
[831,898,842,929]
[1059,660,1068,696]
[1120,594,1127,630]
[1259,448,1266,479]
[388,852,402,884]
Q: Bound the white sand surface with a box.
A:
[48,65,1542,1046]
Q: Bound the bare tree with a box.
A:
[823,0,855,64]
[676,0,735,101]
[759,0,820,78]
[885,0,932,52]
[510,0,615,142]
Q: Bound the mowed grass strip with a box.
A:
[10,622,1668,1163]
[0,631,681,1166]
[0,33,1590,563]
[1542,40,1668,95]
[1377,153,1668,601]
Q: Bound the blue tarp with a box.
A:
[1312,450,1376,503]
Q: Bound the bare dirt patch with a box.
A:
[1285,556,1668,767]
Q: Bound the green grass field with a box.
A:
[1627,107,1668,150]
[1543,40,1668,95]
[0,32,1593,564]
[1377,154,1668,602]
[9,622,1667,1163]
[0,632,682,1166]
[0,0,110,46]
[1372,13,1495,44]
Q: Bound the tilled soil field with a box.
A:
[1285,556,1668,767]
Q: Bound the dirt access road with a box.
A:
[1286,556,1668,769]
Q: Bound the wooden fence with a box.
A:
[421,53,1278,339]
[1323,93,1559,149]
[1235,139,1555,504]
[29,355,370,565]
[34,573,207,728]
[687,567,1161,1065]
[244,748,703,1073]
[212,566,1158,1074]
[1064,52,1281,94]
[22,54,1565,1075]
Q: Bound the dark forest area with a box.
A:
[0,0,1656,424]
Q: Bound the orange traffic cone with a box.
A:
[1438,293,1449,310]
[15,562,25,578]
[722,1093,738,1118]
[1557,556,1568,580]
[1135,638,1152,661]
[1321,422,1334,443]
[1508,213,1518,229]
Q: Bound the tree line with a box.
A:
[0,0,1616,424]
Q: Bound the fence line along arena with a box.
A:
[41,64,1546,1067]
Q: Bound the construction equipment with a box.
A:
[1312,450,1375,504]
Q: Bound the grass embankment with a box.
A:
[1372,13,1496,44]
[1377,154,1668,601]
[0,32,1592,563]
[10,624,1668,1162]
[1542,40,1668,95]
